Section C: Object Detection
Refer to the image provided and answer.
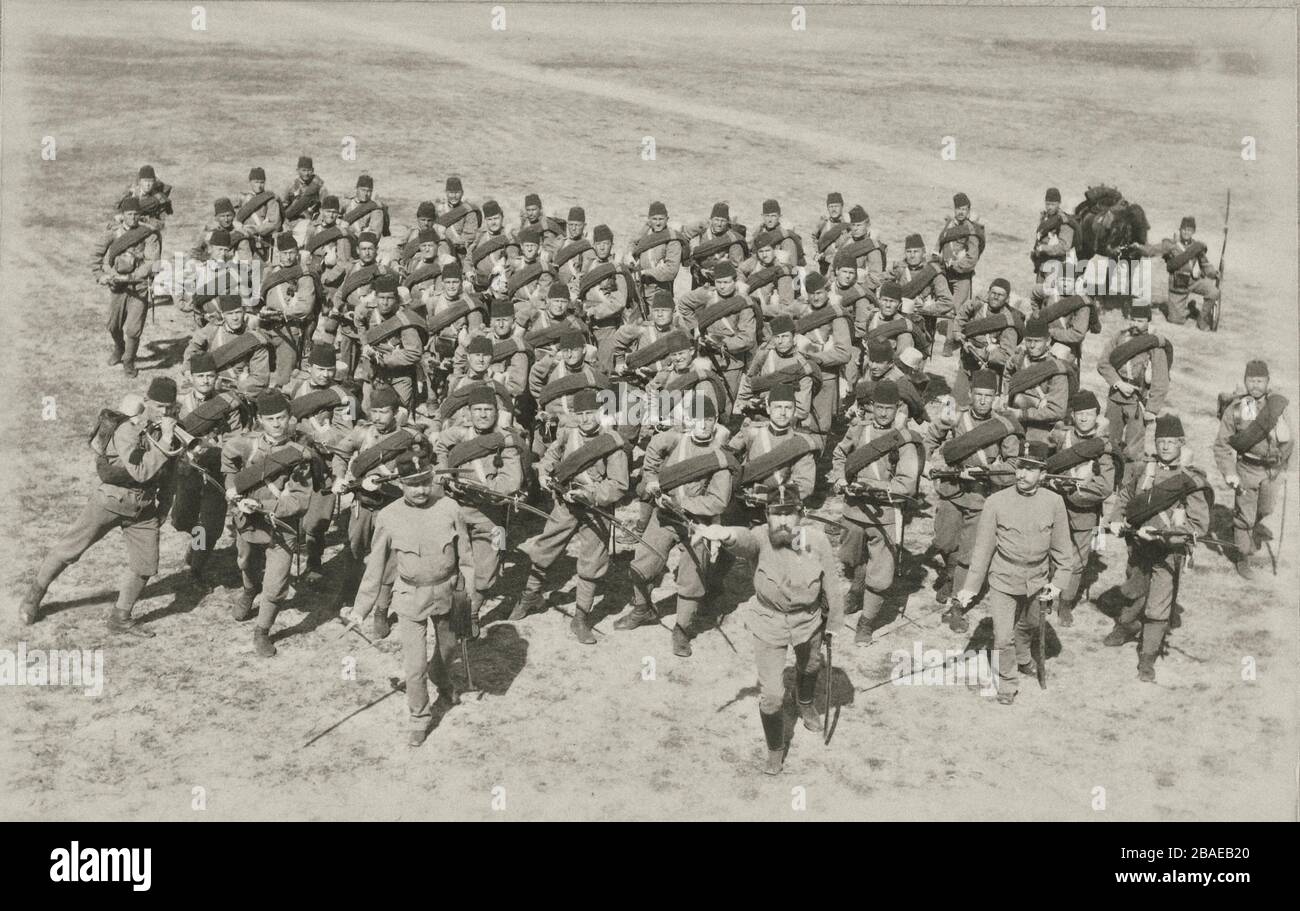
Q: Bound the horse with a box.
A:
[1072,185,1151,260]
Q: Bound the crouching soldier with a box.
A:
[342,452,475,747]
[220,389,321,657]
[956,440,1077,704]
[1101,415,1210,682]
[514,389,630,642]
[693,483,844,775]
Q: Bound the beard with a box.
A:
[767,525,795,549]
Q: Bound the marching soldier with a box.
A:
[1102,415,1210,682]
[892,233,953,356]
[467,200,519,292]
[357,273,423,414]
[1031,187,1077,291]
[753,199,805,270]
[517,192,563,257]
[396,201,440,266]
[328,231,386,375]
[432,336,515,434]
[234,166,282,261]
[1213,359,1292,578]
[956,439,1077,703]
[304,195,355,297]
[687,202,747,286]
[514,388,630,643]
[937,192,983,311]
[631,201,685,298]
[728,382,818,503]
[92,197,160,378]
[950,278,1022,406]
[740,230,796,320]
[676,261,757,400]
[692,483,844,774]
[850,340,924,430]
[174,354,240,584]
[1002,316,1068,442]
[793,272,853,450]
[423,261,485,389]
[862,282,924,359]
[182,294,271,397]
[507,225,554,318]
[734,315,815,424]
[1046,390,1116,626]
[434,386,525,635]
[340,174,387,239]
[220,389,319,656]
[19,377,182,632]
[398,229,444,309]
[485,298,530,399]
[529,329,607,456]
[811,192,847,270]
[436,176,480,259]
[258,233,319,389]
[830,379,922,646]
[610,289,689,378]
[1097,302,1171,487]
[829,205,887,291]
[341,451,475,746]
[614,396,733,657]
[554,207,595,287]
[191,198,253,262]
[923,369,1020,629]
[117,164,173,230]
[281,155,326,218]
[576,258,635,374]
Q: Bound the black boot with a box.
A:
[510,587,544,621]
[614,603,657,631]
[107,609,155,638]
[1102,619,1140,647]
[122,336,140,378]
[372,602,391,640]
[671,623,692,658]
[107,339,124,366]
[760,710,785,775]
[1138,621,1166,683]
[795,668,822,730]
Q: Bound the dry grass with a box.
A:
[0,2,1296,821]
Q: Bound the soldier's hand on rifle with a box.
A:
[834,479,848,495]
[1039,584,1061,602]
[1225,473,1241,490]
[645,478,661,497]
[1136,525,1159,542]
[236,497,260,516]
[958,467,978,481]
[1112,379,1137,397]
[330,477,350,496]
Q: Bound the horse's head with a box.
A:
[1108,203,1150,253]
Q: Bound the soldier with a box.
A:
[1097,302,1171,487]
[436,176,481,259]
[862,282,924,359]
[614,396,733,657]
[19,377,181,632]
[811,191,847,272]
[1102,415,1210,682]
[341,451,475,746]
[610,289,689,379]
[1046,390,1116,626]
[220,389,319,656]
[923,369,1020,629]
[826,249,875,392]
[304,195,355,296]
[258,233,319,389]
[514,388,630,642]
[398,229,444,310]
[734,315,814,424]
[423,261,485,391]
[830,205,887,291]
[1029,290,1091,391]
[956,439,1077,703]
[831,380,922,646]
[432,336,515,435]
[340,174,387,239]
[234,166,282,261]
[330,386,415,638]
[114,164,170,229]
[182,294,272,397]
[892,233,953,357]
[676,261,757,401]
[630,201,685,298]
[576,258,635,374]
[281,155,326,220]
[529,329,606,457]
[687,202,747,286]
[396,201,441,266]
[728,382,818,503]
[1213,359,1292,578]
[92,196,160,378]
[434,385,525,635]
[174,354,240,584]
[741,230,797,320]
[467,200,519,292]
[950,278,1022,406]
[485,298,530,399]
[694,483,843,774]
[1145,216,1220,329]
[290,341,357,583]
[937,192,984,311]
[517,192,563,257]
[507,225,554,319]
[555,207,595,287]
[357,273,423,414]
[1031,187,1077,292]
[191,198,253,262]
[793,272,853,450]
[328,231,385,374]
[1002,316,1068,442]
[849,340,924,430]
[187,227,250,327]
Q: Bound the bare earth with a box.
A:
[1,1,1296,821]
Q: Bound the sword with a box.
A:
[822,630,835,745]
[302,677,404,749]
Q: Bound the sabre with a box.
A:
[822,630,836,745]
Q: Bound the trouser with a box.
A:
[985,589,1043,695]
[1116,546,1183,667]
[462,504,507,608]
[754,623,824,715]
[235,531,295,629]
[840,519,897,623]
[1165,277,1219,327]
[346,502,393,610]
[944,272,972,352]
[1232,460,1280,558]
[1059,522,1099,604]
[107,288,148,364]
[933,499,981,597]
[399,612,457,729]
[264,322,312,389]
[36,490,161,617]
[629,509,715,627]
[520,501,611,614]
[1106,397,1148,487]
[301,490,337,567]
[592,324,619,375]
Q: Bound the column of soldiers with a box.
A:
[19,163,1290,760]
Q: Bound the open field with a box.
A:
[1,1,1296,820]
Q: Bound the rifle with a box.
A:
[337,466,469,495]
[840,483,924,509]
[1211,189,1229,332]
[446,476,553,522]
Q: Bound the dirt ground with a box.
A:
[1,2,1296,821]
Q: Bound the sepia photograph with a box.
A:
[0,0,1295,846]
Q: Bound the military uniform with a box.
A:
[174,383,241,579]
[258,241,320,389]
[951,287,1020,406]
[793,290,853,447]
[962,464,1077,699]
[630,209,686,296]
[1156,218,1219,328]
[91,213,160,374]
[235,172,283,261]
[1097,316,1170,486]
[675,280,757,401]
[1046,405,1116,622]
[1212,365,1292,573]
[936,196,983,311]
[1003,344,1069,442]
[182,317,272,398]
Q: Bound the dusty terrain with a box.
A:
[0,1,1296,820]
